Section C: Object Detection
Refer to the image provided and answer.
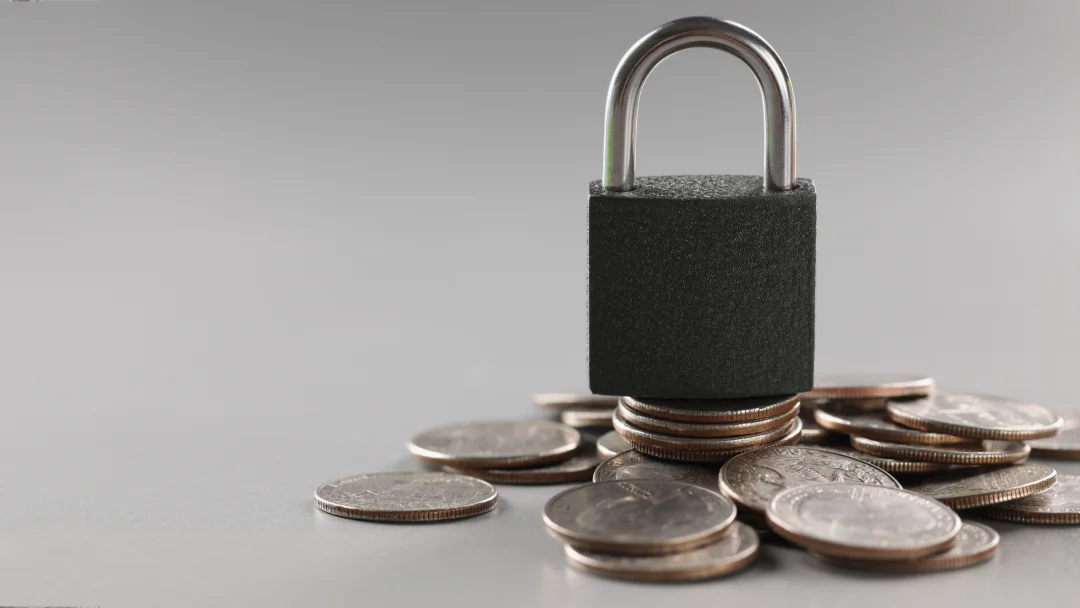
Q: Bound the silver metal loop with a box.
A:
[602,17,797,192]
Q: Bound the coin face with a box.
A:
[613,408,798,452]
[560,409,615,429]
[542,480,737,554]
[313,472,498,522]
[443,450,603,485]
[719,446,900,515]
[628,418,804,463]
[616,402,799,438]
[563,521,759,582]
[766,484,961,559]
[818,447,954,474]
[886,393,1063,441]
[1029,412,1080,458]
[982,474,1080,524]
[533,393,619,411]
[408,420,580,468]
[851,436,1031,466]
[621,395,799,423]
[806,373,934,399]
[813,521,999,573]
[904,464,1058,509]
[596,430,632,459]
[592,449,718,490]
[814,402,970,445]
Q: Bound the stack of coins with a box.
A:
[798,373,934,449]
[611,395,803,462]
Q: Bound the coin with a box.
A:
[851,436,1031,466]
[904,464,1058,509]
[592,449,718,490]
[886,393,1063,441]
[628,418,804,462]
[801,396,889,415]
[444,450,603,485]
[806,373,934,399]
[797,418,848,446]
[766,483,961,559]
[819,447,955,474]
[560,409,615,429]
[719,446,900,516]
[408,420,580,468]
[982,474,1080,524]
[534,393,619,411]
[563,521,759,582]
[1029,412,1080,459]
[614,408,798,452]
[543,480,737,555]
[596,430,632,458]
[313,472,498,522]
[621,394,800,423]
[813,521,999,573]
[814,402,972,445]
[616,402,799,438]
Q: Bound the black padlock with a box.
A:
[588,17,816,399]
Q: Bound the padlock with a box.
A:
[588,16,816,399]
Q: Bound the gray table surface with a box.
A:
[3,1,1080,606]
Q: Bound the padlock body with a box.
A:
[588,175,816,398]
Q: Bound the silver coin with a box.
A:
[813,521,999,573]
[797,418,848,446]
[1029,412,1080,458]
[592,449,718,490]
[534,393,620,411]
[982,473,1080,525]
[564,521,759,582]
[408,420,580,468]
[904,464,1058,510]
[616,402,800,438]
[886,393,1063,441]
[627,418,804,463]
[814,401,971,445]
[560,409,615,429]
[444,449,603,485]
[766,483,962,559]
[818,446,955,474]
[851,436,1031,466]
[614,408,798,452]
[596,430,632,459]
[719,446,900,516]
[543,480,737,555]
[806,373,934,399]
[313,472,498,522]
[621,394,800,423]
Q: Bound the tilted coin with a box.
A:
[796,418,848,446]
[813,521,999,573]
[1029,412,1080,459]
[534,393,619,411]
[851,436,1030,466]
[543,480,737,555]
[886,393,1063,441]
[904,464,1058,509]
[616,402,799,438]
[596,430,632,459]
[621,394,800,423]
[628,418,804,463]
[592,449,718,490]
[719,446,900,516]
[814,401,971,445]
[819,447,954,474]
[982,473,1080,525]
[563,521,759,582]
[806,373,934,399]
[408,420,580,468]
[801,396,889,415]
[444,449,603,485]
[614,408,798,452]
[313,472,498,522]
[560,409,615,429]
[766,483,961,559]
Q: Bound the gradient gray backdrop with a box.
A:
[1,1,1078,606]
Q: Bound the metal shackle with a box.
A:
[602,17,797,193]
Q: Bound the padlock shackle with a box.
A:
[603,17,797,193]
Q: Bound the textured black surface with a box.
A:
[588,175,816,398]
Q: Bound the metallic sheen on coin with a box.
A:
[982,473,1080,525]
[904,464,1058,510]
[592,449,718,490]
[408,420,580,468]
[766,483,961,559]
[534,393,619,411]
[621,395,800,423]
[628,418,804,463]
[886,393,1063,441]
[616,402,799,438]
[596,430,632,459]
[806,373,934,399]
[560,409,615,429]
[563,521,759,582]
[313,472,498,522]
[851,436,1031,466]
[444,450,603,485]
[813,521,998,573]
[1029,412,1080,459]
[797,418,849,446]
[614,408,798,452]
[819,447,954,474]
[543,480,737,555]
[814,402,971,445]
[719,446,900,516]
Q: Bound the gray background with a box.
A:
[1,1,1078,606]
